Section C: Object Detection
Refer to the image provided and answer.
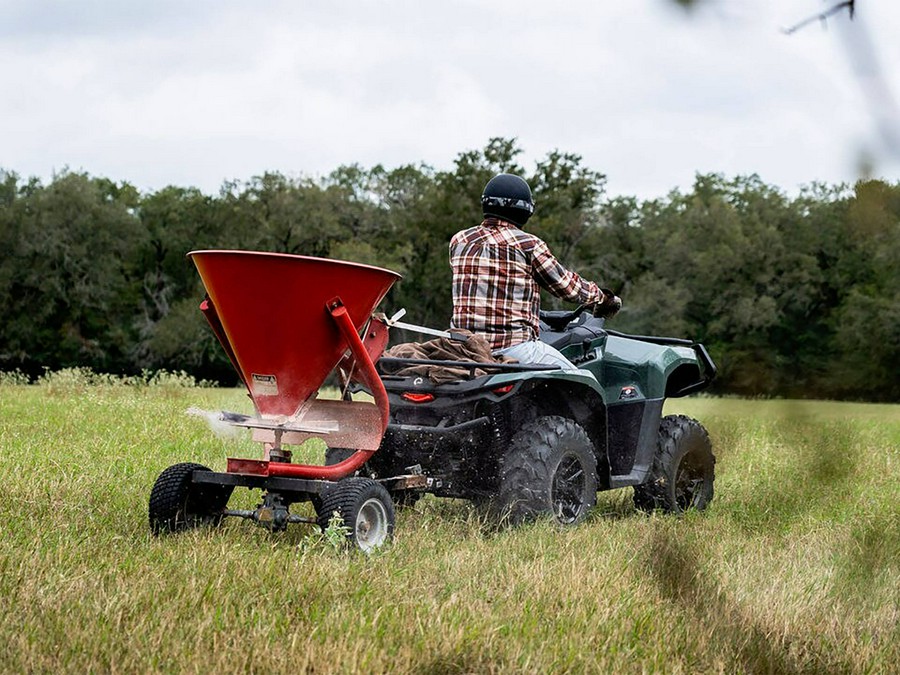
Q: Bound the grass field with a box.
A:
[1,374,897,673]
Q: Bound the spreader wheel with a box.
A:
[633,415,715,514]
[326,447,420,508]
[316,477,395,552]
[149,462,234,535]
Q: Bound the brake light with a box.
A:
[491,384,515,395]
[401,392,434,403]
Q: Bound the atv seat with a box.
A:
[539,312,607,351]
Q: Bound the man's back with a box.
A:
[450,218,546,350]
[450,173,605,357]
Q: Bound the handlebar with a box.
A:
[538,303,594,331]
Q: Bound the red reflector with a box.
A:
[401,392,434,403]
[227,458,270,475]
[492,384,515,395]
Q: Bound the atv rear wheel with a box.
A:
[633,415,715,514]
[316,477,395,552]
[149,462,233,535]
[494,416,598,526]
[324,447,356,466]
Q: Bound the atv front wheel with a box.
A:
[633,415,715,514]
[149,462,233,535]
[494,415,598,526]
[316,477,396,552]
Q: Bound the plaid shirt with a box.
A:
[450,218,602,350]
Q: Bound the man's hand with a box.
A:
[592,289,622,318]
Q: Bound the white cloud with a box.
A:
[2,0,899,198]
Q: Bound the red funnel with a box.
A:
[189,250,400,417]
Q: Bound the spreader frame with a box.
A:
[150,251,411,546]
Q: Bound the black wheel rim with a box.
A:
[181,487,223,529]
[674,453,707,511]
[551,453,586,524]
[179,495,204,528]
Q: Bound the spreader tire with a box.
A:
[327,447,421,508]
[316,477,395,552]
[149,462,233,535]
[633,415,715,514]
[494,415,598,526]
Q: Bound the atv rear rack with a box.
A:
[378,357,560,380]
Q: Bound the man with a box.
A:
[449,173,620,372]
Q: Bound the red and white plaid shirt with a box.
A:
[450,218,602,350]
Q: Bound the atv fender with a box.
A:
[487,369,612,489]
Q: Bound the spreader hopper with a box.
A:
[181,250,403,482]
[189,249,399,417]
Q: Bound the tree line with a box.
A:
[1,138,897,400]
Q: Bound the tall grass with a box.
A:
[0,379,897,673]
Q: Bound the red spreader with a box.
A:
[189,250,400,481]
[149,250,427,549]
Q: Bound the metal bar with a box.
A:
[387,319,469,342]
[223,509,256,519]
[694,343,718,380]
[287,515,318,525]
[387,416,491,436]
[222,509,317,525]
[376,474,430,491]
[217,411,339,434]
[192,470,329,494]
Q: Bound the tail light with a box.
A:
[401,392,434,403]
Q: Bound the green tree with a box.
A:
[528,150,608,309]
[827,180,900,400]
[0,171,144,373]
[388,138,525,328]
[132,185,229,375]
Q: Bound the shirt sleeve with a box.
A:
[531,239,602,305]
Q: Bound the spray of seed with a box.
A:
[186,407,242,440]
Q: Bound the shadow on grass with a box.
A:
[832,510,900,600]
[643,529,850,674]
[415,644,503,675]
[712,405,898,622]
[718,406,863,534]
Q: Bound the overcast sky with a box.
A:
[3,0,900,200]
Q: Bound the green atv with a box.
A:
[349,304,718,524]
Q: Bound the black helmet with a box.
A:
[482,173,534,226]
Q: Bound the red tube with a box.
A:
[266,300,389,480]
